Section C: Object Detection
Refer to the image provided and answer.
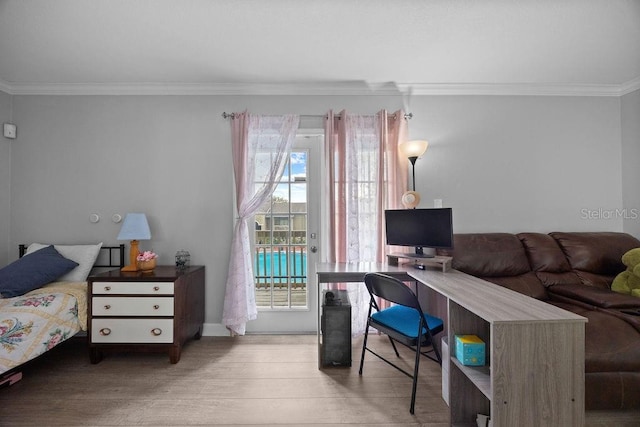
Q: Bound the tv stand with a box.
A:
[387,252,452,272]
[410,253,435,259]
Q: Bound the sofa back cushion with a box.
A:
[447,233,530,277]
[550,232,640,288]
[484,272,549,300]
[518,232,582,287]
[442,233,548,300]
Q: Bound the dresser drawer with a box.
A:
[91,319,174,343]
[92,297,174,316]
[92,281,174,295]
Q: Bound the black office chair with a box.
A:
[359,272,443,414]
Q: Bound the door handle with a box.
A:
[310,246,318,253]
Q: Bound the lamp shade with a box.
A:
[117,213,151,240]
[399,140,429,159]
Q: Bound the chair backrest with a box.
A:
[364,272,422,310]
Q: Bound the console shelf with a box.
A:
[409,269,587,427]
[386,253,452,272]
[450,357,491,399]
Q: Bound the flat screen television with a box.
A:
[384,208,453,258]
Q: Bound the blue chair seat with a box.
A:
[371,305,443,339]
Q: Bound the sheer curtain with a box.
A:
[223,112,300,335]
[323,110,408,335]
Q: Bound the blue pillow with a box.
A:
[0,245,79,298]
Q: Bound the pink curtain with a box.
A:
[323,110,408,334]
[223,112,300,335]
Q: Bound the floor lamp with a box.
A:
[399,140,429,209]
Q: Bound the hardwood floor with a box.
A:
[1,334,639,426]
[1,334,449,426]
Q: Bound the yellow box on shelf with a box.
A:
[455,334,485,366]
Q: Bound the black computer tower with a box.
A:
[321,289,352,367]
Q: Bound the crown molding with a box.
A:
[1,79,638,97]
[6,82,403,96]
[0,78,13,95]
[620,76,640,96]
[397,82,626,97]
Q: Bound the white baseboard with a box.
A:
[201,323,317,336]
[202,323,232,336]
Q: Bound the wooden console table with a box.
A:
[409,268,586,427]
[316,263,586,427]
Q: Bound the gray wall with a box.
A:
[8,93,629,333]
[0,90,12,266]
[622,89,640,237]
[409,95,625,233]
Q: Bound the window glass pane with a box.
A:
[253,150,308,309]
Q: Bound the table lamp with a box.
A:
[117,213,151,272]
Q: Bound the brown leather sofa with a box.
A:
[439,232,640,410]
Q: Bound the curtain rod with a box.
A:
[221,112,413,120]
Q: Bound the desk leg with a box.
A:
[317,281,323,369]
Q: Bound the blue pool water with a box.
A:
[255,251,307,284]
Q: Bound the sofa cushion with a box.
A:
[549,301,640,373]
[573,270,617,289]
[518,233,572,272]
[585,372,640,410]
[549,283,640,309]
[518,233,583,287]
[550,232,640,288]
[483,272,548,300]
[448,233,531,277]
[551,231,640,274]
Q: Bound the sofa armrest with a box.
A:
[548,283,640,309]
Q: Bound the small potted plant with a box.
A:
[137,250,158,273]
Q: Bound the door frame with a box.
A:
[246,132,322,333]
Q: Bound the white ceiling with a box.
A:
[1,0,639,96]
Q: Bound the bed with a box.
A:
[0,243,123,386]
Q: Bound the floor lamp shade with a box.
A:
[117,213,151,272]
[399,140,429,160]
[399,140,429,194]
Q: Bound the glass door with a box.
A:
[246,134,321,333]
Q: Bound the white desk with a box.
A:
[316,262,587,427]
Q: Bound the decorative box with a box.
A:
[455,334,485,366]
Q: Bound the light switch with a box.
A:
[3,123,16,139]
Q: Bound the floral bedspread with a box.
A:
[0,281,87,375]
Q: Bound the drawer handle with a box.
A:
[151,328,163,336]
[99,328,112,336]
[104,286,111,291]
[104,305,111,310]
[153,286,160,291]
[153,305,160,310]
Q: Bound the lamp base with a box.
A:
[401,191,421,209]
[121,239,141,272]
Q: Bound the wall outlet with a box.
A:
[434,199,443,208]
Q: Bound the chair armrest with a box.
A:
[548,283,640,309]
